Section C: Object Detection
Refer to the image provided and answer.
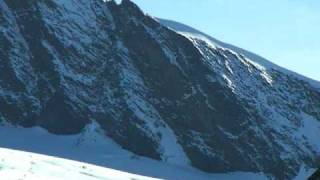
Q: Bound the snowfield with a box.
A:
[0,123,315,180]
[0,123,270,180]
[0,147,157,180]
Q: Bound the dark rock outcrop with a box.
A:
[309,169,320,180]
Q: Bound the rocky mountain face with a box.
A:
[309,169,320,180]
[0,0,320,179]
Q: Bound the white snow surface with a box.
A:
[0,122,270,180]
[0,147,156,180]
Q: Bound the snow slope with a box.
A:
[0,147,157,180]
[0,122,315,180]
[0,123,269,180]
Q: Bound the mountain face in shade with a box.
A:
[0,0,320,179]
[309,169,320,180]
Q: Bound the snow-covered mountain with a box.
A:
[0,0,320,179]
[158,18,320,88]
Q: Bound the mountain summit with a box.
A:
[1,0,319,179]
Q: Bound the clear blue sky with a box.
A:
[128,0,320,81]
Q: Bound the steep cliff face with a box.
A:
[0,0,319,179]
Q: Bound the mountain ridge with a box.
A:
[158,18,320,90]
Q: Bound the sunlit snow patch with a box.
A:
[0,147,158,180]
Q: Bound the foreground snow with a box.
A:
[0,123,270,180]
[0,122,315,180]
[0,147,157,180]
